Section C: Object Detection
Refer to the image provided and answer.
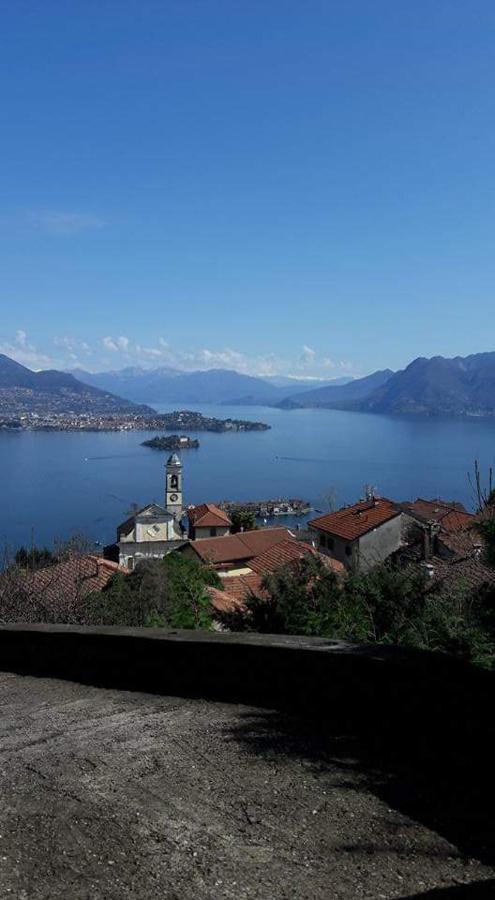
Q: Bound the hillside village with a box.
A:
[3,453,494,642]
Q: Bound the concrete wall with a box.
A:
[315,531,357,568]
[314,515,402,572]
[0,626,492,743]
[357,514,403,572]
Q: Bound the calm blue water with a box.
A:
[1,403,494,550]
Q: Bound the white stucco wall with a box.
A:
[119,539,184,569]
[357,515,403,572]
[194,525,231,540]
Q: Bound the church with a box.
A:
[116,453,186,569]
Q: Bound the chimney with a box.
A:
[423,520,440,560]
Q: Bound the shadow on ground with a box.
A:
[1,626,494,876]
[226,672,495,871]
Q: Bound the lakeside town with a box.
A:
[0,409,271,433]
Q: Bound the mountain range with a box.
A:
[70,352,495,415]
[2,350,495,419]
[277,352,495,416]
[68,367,350,406]
[360,353,495,416]
[277,369,394,409]
[0,354,151,417]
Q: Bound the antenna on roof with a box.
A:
[363,484,377,502]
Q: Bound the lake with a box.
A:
[1,403,494,550]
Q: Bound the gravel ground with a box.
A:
[0,671,493,899]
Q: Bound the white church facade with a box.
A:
[117,453,186,569]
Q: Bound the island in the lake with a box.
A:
[156,410,270,433]
[142,434,200,450]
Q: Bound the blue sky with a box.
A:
[1,0,494,378]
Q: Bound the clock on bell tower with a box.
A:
[165,453,183,520]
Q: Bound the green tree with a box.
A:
[230,508,257,533]
[85,554,221,629]
[343,564,428,645]
[160,553,220,628]
[222,559,428,645]
[221,556,362,638]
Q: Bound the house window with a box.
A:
[345,545,352,557]
[327,536,335,551]
[209,527,217,537]
[127,557,134,570]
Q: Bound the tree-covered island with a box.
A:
[142,435,200,450]
[155,410,270,433]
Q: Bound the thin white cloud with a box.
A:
[93,337,357,378]
[1,330,356,378]
[53,336,93,365]
[300,345,316,365]
[0,330,55,370]
[102,337,119,352]
[15,329,28,349]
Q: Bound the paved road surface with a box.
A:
[0,672,493,899]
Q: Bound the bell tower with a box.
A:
[165,453,183,520]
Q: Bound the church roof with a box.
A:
[117,503,171,538]
[167,453,182,466]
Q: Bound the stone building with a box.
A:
[309,498,403,572]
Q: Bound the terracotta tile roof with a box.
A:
[250,539,312,573]
[11,556,126,613]
[220,572,265,598]
[428,554,495,596]
[438,529,484,558]
[309,499,400,542]
[208,544,345,616]
[400,498,474,533]
[234,528,296,555]
[188,503,232,528]
[249,539,344,577]
[189,528,294,566]
[208,574,265,614]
